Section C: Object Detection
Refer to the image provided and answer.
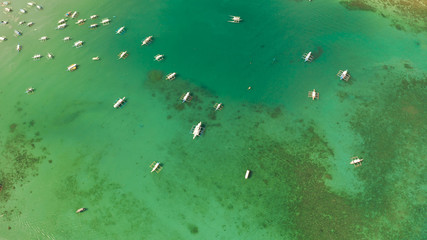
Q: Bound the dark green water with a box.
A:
[0,0,425,239]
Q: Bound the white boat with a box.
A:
[302,51,313,62]
[191,122,203,139]
[154,54,164,61]
[151,162,160,173]
[92,56,100,61]
[58,19,67,24]
[90,15,98,20]
[116,26,125,34]
[118,51,128,59]
[39,36,48,41]
[16,44,21,51]
[73,40,84,48]
[141,36,153,46]
[0,36,6,41]
[166,72,176,81]
[32,54,42,60]
[228,15,242,23]
[67,63,77,71]
[213,103,223,111]
[47,53,54,59]
[76,208,86,213]
[25,87,35,94]
[63,36,71,41]
[350,156,363,167]
[19,8,27,14]
[100,18,110,25]
[56,23,67,30]
[337,69,350,82]
[1,20,9,24]
[149,161,163,173]
[113,97,126,108]
[245,170,251,179]
[14,30,22,36]
[4,7,11,12]
[27,2,35,7]
[36,5,42,10]
[27,22,34,27]
[89,23,98,29]
[308,89,319,100]
[71,11,78,18]
[76,19,86,25]
[180,92,191,103]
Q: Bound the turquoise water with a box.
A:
[0,0,426,239]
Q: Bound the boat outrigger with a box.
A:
[166,72,176,81]
[180,92,192,103]
[154,54,164,61]
[58,19,66,24]
[56,23,67,30]
[73,40,84,48]
[32,54,42,60]
[100,18,110,25]
[63,36,71,41]
[350,156,363,167]
[90,15,98,20]
[229,15,242,23]
[308,89,319,100]
[76,208,86,213]
[39,36,48,41]
[141,36,153,46]
[67,63,78,71]
[89,23,98,29]
[113,97,126,108]
[190,122,204,139]
[150,161,163,173]
[118,51,128,59]
[213,103,223,111]
[337,69,350,82]
[302,51,313,62]
[76,19,86,25]
[25,87,35,94]
[116,26,125,34]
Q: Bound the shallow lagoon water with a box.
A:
[0,0,425,239]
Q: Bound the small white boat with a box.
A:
[4,7,11,12]
[90,15,98,20]
[76,208,86,213]
[63,36,71,41]
[166,72,176,81]
[16,44,22,51]
[337,69,350,82]
[67,63,77,71]
[116,26,125,34]
[73,40,84,48]
[113,97,126,108]
[350,156,363,167]
[25,87,35,94]
[27,22,34,27]
[141,36,153,46]
[71,11,78,18]
[302,51,313,62]
[92,56,100,61]
[14,30,22,36]
[19,8,27,14]
[191,122,203,139]
[100,18,110,25]
[180,92,191,103]
[76,19,86,25]
[36,5,42,10]
[151,162,160,173]
[229,15,242,23]
[32,54,42,60]
[308,89,319,100]
[58,19,66,24]
[245,170,251,179]
[89,23,98,29]
[27,2,35,7]
[118,51,128,59]
[1,20,8,24]
[154,54,164,61]
[1,1,9,6]
[47,53,54,59]
[0,36,7,41]
[213,103,223,111]
[149,161,163,173]
[56,23,67,30]
[39,36,48,41]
